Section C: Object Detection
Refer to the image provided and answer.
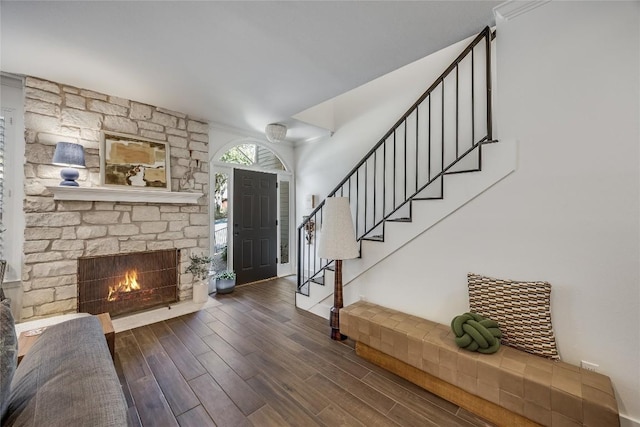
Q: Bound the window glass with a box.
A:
[213,172,229,272]
[220,144,285,171]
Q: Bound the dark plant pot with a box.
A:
[216,278,236,294]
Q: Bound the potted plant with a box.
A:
[186,253,213,303]
[215,270,236,294]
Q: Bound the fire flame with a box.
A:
[107,270,141,302]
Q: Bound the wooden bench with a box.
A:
[340,301,619,427]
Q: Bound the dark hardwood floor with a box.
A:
[115,277,494,427]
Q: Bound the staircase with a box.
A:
[296,27,512,313]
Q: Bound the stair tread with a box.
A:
[413,196,443,200]
[387,217,412,223]
[362,235,384,242]
[443,168,481,175]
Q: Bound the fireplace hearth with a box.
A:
[78,249,179,317]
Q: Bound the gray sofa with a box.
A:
[1,300,128,426]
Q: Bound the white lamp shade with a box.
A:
[317,197,359,260]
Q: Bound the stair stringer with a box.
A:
[296,140,518,318]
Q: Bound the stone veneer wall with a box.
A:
[21,76,209,321]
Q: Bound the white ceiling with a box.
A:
[1,1,500,142]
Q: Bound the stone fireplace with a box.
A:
[21,76,210,321]
[77,249,179,317]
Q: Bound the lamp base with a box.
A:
[59,168,79,187]
[329,259,347,341]
[330,306,347,341]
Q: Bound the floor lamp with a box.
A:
[317,197,359,341]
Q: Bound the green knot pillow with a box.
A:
[451,312,502,354]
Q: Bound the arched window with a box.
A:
[219,143,286,171]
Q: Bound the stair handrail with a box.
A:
[301,26,493,224]
[297,26,495,293]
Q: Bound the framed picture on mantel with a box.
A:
[101,131,171,191]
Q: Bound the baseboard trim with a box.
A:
[621,414,640,427]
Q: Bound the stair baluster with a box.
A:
[297,27,496,296]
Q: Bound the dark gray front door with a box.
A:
[233,169,277,285]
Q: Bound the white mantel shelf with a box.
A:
[47,186,203,204]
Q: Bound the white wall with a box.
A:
[488,3,638,421]
[295,1,639,423]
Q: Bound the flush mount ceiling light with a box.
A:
[265,123,287,143]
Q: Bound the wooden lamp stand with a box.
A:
[330,259,347,341]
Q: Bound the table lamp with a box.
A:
[52,142,85,186]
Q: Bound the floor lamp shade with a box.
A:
[52,142,86,186]
[317,197,358,260]
[317,197,358,341]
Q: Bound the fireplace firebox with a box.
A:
[78,249,179,317]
